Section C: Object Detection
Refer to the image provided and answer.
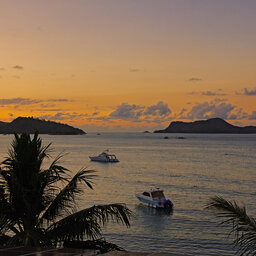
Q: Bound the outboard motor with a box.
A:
[163,199,173,210]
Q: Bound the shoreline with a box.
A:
[104,251,194,256]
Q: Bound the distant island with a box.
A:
[154,118,256,134]
[0,117,86,135]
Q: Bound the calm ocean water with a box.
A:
[0,132,256,255]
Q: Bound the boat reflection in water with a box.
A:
[135,204,173,216]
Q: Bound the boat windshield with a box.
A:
[151,191,165,199]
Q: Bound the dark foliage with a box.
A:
[206,196,256,256]
[0,132,132,247]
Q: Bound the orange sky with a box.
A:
[0,0,255,131]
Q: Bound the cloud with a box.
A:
[248,111,256,120]
[0,98,71,107]
[44,112,69,121]
[0,67,5,71]
[48,98,69,102]
[228,108,248,120]
[188,77,202,82]
[175,108,187,119]
[185,101,235,120]
[244,88,256,96]
[188,91,226,96]
[109,101,172,122]
[0,98,40,105]
[201,91,226,96]
[129,68,140,72]
[186,102,215,119]
[144,101,171,116]
[38,112,89,121]
[213,98,228,103]
[12,65,23,70]
[178,100,251,121]
[109,103,144,120]
[32,108,68,112]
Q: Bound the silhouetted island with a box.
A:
[0,117,86,135]
[154,118,256,134]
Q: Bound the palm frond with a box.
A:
[206,196,256,255]
[38,154,70,199]
[0,132,132,248]
[40,168,96,223]
[45,203,132,242]
[6,228,53,247]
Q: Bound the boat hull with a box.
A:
[136,194,164,208]
[89,157,119,162]
[136,193,173,210]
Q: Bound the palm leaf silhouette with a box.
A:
[206,196,256,255]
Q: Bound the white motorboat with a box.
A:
[136,188,173,209]
[89,150,119,162]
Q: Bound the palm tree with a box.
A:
[206,196,256,256]
[0,132,132,248]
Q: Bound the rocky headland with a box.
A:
[154,118,256,134]
[0,117,86,135]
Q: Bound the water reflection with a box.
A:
[134,204,173,234]
[135,204,173,216]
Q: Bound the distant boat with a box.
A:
[143,131,150,133]
[97,133,101,135]
[177,136,185,139]
[89,150,119,163]
[163,136,169,139]
[136,188,173,209]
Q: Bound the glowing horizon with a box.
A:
[0,0,255,131]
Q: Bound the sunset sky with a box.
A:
[0,0,255,131]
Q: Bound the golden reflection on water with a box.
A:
[0,133,255,255]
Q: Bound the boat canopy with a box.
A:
[151,190,165,198]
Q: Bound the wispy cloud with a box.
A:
[187,77,202,82]
[48,98,70,102]
[0,98,39,105]
[0,67,5,71]
[201,91,226,96]
[0,98,70,109]
[12,65,24,70]
[129,68,140,72]
[188,90,226,96]
[38,112,89,121]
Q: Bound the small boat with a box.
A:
[136,188,173,209]
[163,136,169,139]
[89,150,119,162]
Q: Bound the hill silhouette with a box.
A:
[154,118,256,133]
[0,117,86,135]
